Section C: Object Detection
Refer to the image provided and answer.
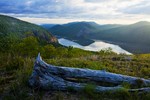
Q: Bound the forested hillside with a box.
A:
[45,21,150,53]
[93,21,150,53]
[44,22,122,46]
[0,15,57,43]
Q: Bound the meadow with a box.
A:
[0,36,150,100]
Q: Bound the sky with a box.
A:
[0,0,150,24]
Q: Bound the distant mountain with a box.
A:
[45,21,150,54]
[0,15,57,43]
[41,24,57,29]
[93,21,150,53]
[44,21,122,45]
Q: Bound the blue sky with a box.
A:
[0,0,150,24]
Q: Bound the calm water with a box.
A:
[58,38,131,54]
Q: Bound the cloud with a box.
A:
[119,1,150,14]
[0,0,150,24]
[85,0,112,3]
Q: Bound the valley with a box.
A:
[58,38,131,54]
[42,21,150,54]
[1,0,150,99]
[0,15,150,100]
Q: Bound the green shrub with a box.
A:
[113,89,130,100]
[82,84,96,98]
[141,68,150,78]
[17,36,39,57]
[42,44,56,58]
[5,56,24,71]
[135,79,144,88]
[121,82,131,89]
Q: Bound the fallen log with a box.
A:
[29,53,150,93]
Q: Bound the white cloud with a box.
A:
[0,0,150,24]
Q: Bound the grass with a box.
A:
[0,51,150,100]
[46,54,150,79]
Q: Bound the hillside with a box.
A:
[0,16,150,99]
[47,22,100,45]
[43,22,122,45]
[1,41,150,99]
[45,21,150,54]
[41,24,56,29]
[0,15,57,43]
[93,21,150,53]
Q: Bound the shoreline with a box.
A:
[58,38,132,54]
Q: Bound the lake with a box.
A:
[58,38,131,54]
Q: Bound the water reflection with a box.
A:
[58,38,131,54]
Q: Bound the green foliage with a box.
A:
[141,68,150,78]
[81,84,97,99]
[121,82,131,89]
[0,30,150,99]
[17,36,39,57]
[0,33,19,53]
[42,44,56,58]
[0,15,56,44]
[112,89,130,100]
[56,47,68,58]
[99,47,117,56]
[5,56,24,71]
[47,22,121,46]
[48,21,150,53]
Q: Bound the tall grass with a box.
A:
[0,48,150,99]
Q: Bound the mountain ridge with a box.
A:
[43,21,150,53]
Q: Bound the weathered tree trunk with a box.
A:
[29,53,150,93]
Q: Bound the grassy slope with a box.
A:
[0,48,150,100]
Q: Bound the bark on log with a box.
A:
[29,53,150,93]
